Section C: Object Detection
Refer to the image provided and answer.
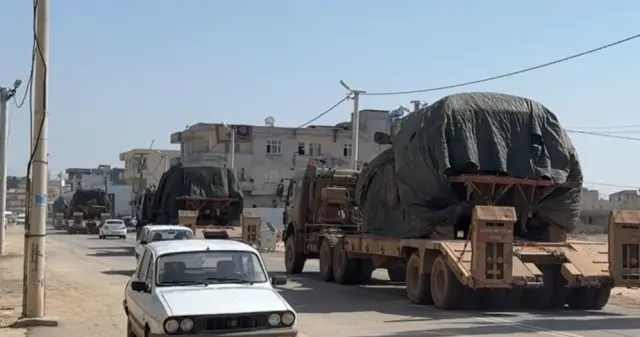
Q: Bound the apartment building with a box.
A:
[6,177,65,214]
[577,188,640,232]
[119,149,180,192]
[170,109,392,207]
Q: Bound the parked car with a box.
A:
[99,219,127,239]
[123,240,297,337]
[135,225,194,261]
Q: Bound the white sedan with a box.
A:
[123,240,298,337]
[99,219,127,239]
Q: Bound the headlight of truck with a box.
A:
[164,319,179,333]
[281,311,295,326]
[179,318,194,332]
[268,313,281,326]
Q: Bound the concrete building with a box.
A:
[577,188,640,233]
[6,177,65,214]
[170,109,392,207]
[119,149,180,192]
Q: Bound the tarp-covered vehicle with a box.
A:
[66,189,110,234]
[279,92,640,311]
[147,164,244,226]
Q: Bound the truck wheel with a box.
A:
[284,236,306,274]
[430,255,463,309]
[332,240,358,284]
[387,263,407,282]
[567,285,611,310]
[354,259,375,284]
[520,264,556,309]
[318,239,334,282]
[405,252,433,305]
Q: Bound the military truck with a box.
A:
[277,93,640,311]
[66,189,110,235]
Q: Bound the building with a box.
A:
[119,149,180,192]
[578,188,640,233]
[6,177,65,214]
[170,109,392,207]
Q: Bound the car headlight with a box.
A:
[281,311,295,326]
[268,313,281,326]
[164,319,179,333]
[179,318,194,332]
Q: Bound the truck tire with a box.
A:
[520,264,557,309]
[567,285,611,310]
[430,255,463,309]
[318,239,334,281]
[284,236,306,274]
[405,252,433,304]
[354,259,374,284]
[387,263,407,282]
[332,240,359,284]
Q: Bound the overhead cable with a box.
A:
[363,32,640,96]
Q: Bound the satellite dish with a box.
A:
[265,116,275,126]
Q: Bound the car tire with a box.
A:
[99,235,104,239]
[126,316,136,337]
[121,236,126,240]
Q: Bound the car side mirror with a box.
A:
[271,275,287,286]
[140,240,148,245]
[130,281,148,292]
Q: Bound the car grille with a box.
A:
[199,313,269,331]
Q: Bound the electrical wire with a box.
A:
[566,129,640,141]
[255,94,351,139]
[363,32,640,96]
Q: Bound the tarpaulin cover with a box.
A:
[148,164,244,224]
[52,196,68,214]
[67,189,110,217]
[355,92,583,239]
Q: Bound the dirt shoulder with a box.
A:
[0,229,129,337]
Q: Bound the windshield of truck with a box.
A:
[156,251,267,286]
[149,229,194,242]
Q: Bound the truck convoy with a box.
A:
[278,92,640,311]
[65,189,111,234]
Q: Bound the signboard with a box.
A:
[178,210,199,218]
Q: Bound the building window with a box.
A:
[264,168,280,183]
[297,142,305,155]
[343,143,353,157]
[225,142,240,153]
[266,140,282,155]
[308,143,322,156]
[236,167,246,181]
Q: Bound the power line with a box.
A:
[363,32,640,96]
[256,94,351,139]
[566,129,640,141]
[567,124,640,130]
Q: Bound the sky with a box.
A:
[1,1,639,194]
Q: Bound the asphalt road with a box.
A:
[47,231,640,337]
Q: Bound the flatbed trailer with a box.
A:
[280,163,640,311]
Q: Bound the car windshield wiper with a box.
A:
[202,277,254,285]
[160,280,209,286]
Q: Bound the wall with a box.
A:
[119,149,180,191]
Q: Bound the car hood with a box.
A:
[159,286,290,316]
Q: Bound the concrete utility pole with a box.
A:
[0,81,21,255]
[25,0,51,320]
[340,80,366,170]
[410,100,421,113]
[222,123,236,169]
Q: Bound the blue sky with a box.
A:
[1,1,639,194]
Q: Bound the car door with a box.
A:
[127,248,152,332]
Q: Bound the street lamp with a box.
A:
[340,80,366,170]
[221,123,236,169]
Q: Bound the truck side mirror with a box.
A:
[275,184,284,198]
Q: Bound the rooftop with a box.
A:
[147,239,258,256]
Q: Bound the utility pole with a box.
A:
[0,81,21,255]
[25,0,50,320]
[340,80,366,170]
[222,123,236,169]
[410,100,421,113]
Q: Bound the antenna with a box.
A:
[265,116,275,127]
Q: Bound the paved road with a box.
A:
[48,232,640,337]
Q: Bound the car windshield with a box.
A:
[155,251,268,286]
[149,229,194,242]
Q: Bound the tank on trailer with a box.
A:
[277,92,640,311]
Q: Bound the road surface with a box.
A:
[48,232,640,337]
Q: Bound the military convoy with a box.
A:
[277,93,640,311]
